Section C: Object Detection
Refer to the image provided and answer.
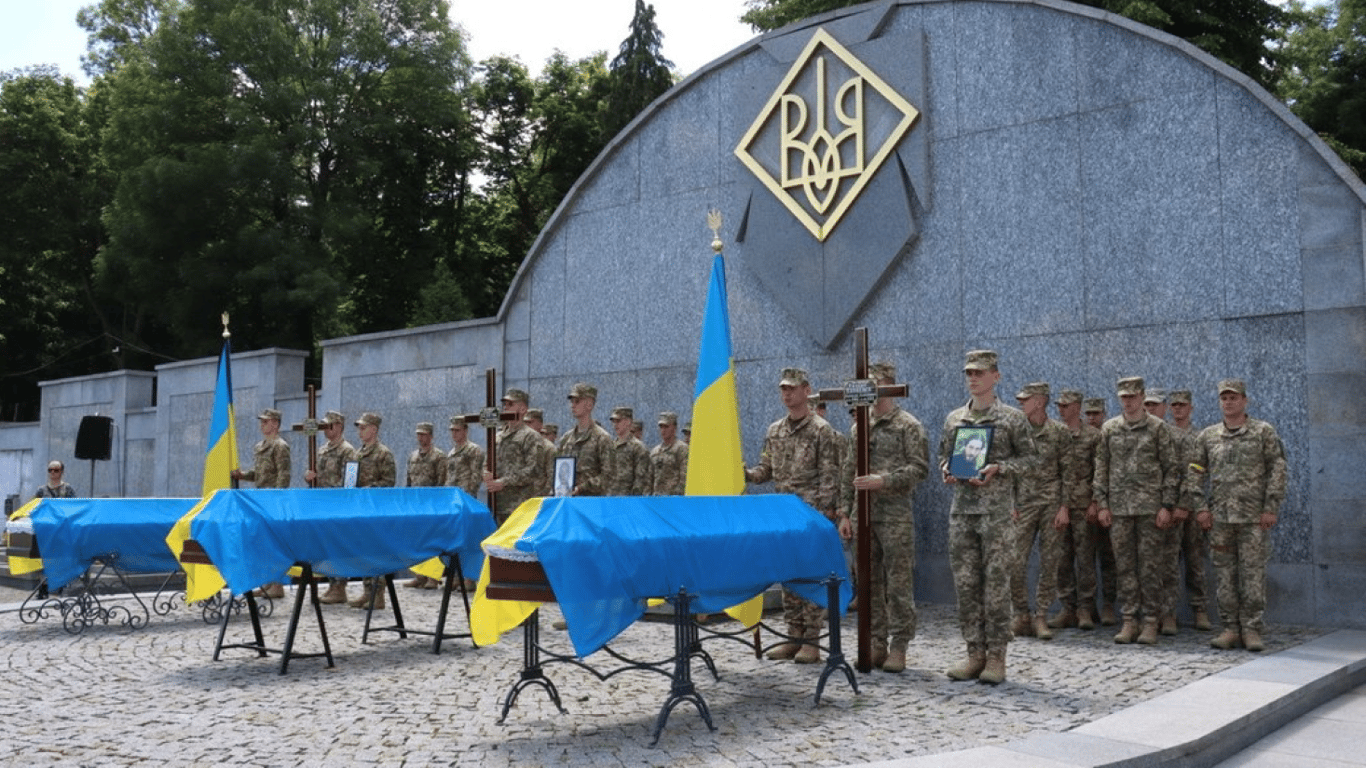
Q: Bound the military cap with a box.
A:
[657,411,679,426]
[415,422,434,435]
[1015,382,1050,400]
[1116,376,1145,396]
[543,424,559,438]
[501,388,530,405]
[320,410,346,426]
[1083,397,1106,413]
[963,350,998,371]
[257,408,283,421]
[869,361,897,382]
[682,422,691,434]
[1143,388,1168,405]
[354,412,382,427]
[1169,389,1192,405]
[525,408,544,421]
[610,407,633,421]
[567,382,597,399]
[1056,389,1083,405]
[449,415,470,427]
[633,419,644,432]
[1218,379,1246,395]
[779,367,809,387]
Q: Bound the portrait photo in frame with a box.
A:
[553,456,576,497]
[948,425,994,480]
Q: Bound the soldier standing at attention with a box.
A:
[1049,390,1103,631]
[608,407,652,496]
[304,411,357,605]
[650,412,689,495]
[1094,377,1181,645]
[1169,389,1212,631]
[1084,396,1119,625]
[403,422,446,589]
[484,389,552,524]
[348,412,397,609]
[1185,379,1286,652]
[633,419,646,442]
[232,408,292,599]
[525,409,548,442]
[1008,382,1069,641]
[746,367,841,665]
[556,383,615,497]
[837,361,929,672]
[938,351,1037,685]
[1144,388,1186,636]
[445,415,485,498]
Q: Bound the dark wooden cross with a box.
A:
[816,327,909,674]
[465,368,517,523]
[290,384,319,487]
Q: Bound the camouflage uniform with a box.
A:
[1184,399,1286,634]
[650,411,690,496]
[1056,418,1102,615]
[406,432,447,488]
[940,394,1039,649]
[315,435,357,488]
[1170,413,1210,619]
[354,440,397,488]
[609,410,653,497]
[445,438,486,498]
[1009,403,1069,626]
[839,403,929,652]
[240,435,291,488]
[556,423,615,496]
[1093,395,1179,628]
[1083,398,1119,618]
[493,423,551,523]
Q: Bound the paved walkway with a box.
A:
[0,582,1360,767]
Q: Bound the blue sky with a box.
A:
[0,0,757,83]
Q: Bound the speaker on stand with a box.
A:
[74,415,114,496]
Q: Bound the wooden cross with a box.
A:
[464,368,517,523]
[290,384,319,488]
[816,327,908,674]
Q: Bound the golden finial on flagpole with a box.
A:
[221,312,231,340]
[707,209,724,253]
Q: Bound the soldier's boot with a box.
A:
[793,632,822,664]
[1033,614,1054,641]
[1194,609,1213,631]
[319,581,349,605]
[254,582,285,600]
[979,644,1007,685]
[348,583,384,610]
[1160,613,1178,636]
[871,639,889,670]
[1047,608,1077,629]
[404,575,427,588]
[1242,629,1265,653]
[1137,618,1159,645]
[1076,607,1095,631]
[1114,618,1139,644]
[767,624,803,660]
[1210,627,1243,650]
[946,643,986,681]
[1011,613,1034,638]
[881,643,907,674]
[1100,604,1117,626]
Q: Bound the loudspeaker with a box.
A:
[75,415,114,461]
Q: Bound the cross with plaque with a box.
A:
[817,327,908,674]
[465,368,517,523]
[290,384,319,487]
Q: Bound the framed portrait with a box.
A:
[553,457,576,497]
[948,425,994,480]
[343,461,359,489]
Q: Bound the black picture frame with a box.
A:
[553,457,576,497]
[948,425,994,480]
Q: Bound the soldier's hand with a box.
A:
[1196,509,1213,530]
[1173,507,1190,522]
[852,474,884,491]
[1085,503,1099,524]
[1156,508,1173,529]
[1259,511,1278,530]
[1097,508,1113,528]
[837,516,852,540]
[485,475,505,493]
[968,463,1000,486]
[1053,506,1069,530]
[304,469,317,483]
[230,469,243,480]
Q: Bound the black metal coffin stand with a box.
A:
[359,554,475,654]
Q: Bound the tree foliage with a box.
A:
[1275,0,1366,178]
[602,0,675,140]
[741,0,858,32]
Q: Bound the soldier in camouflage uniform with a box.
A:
[1083,396,1120,624]
[1143,388,1186,636]
[939,350,1038,685]
[348,412,397,609]
[650,412,689,495]
[403,422,447,588]
[746,367,841,665]
[1008,383,1070,641]
[837,362,928,672]
[232,408,292,599]
[556,383,615,497]
[1094,377,1181,645]
[445,416,486,498]
[1169,389,1212,630]
[633,420,645,442]
[608,407,652,496]
[525,408,546,439]
[1185,379,1286,653]
[1049,390,1103,631]
[305,411,358,604]
[484,389,552,524]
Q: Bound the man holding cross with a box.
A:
[484,389,551,524]
[837,361,929,673]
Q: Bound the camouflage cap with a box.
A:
[1143,388,1168,405]
[682,421,692,433]
[610,407,633,421]
[542,424,559,438]
[1218,378,1247,395]
[567,382,597,400]
[1116,376,1145,396]
[1015,382,1050,400]
[524,408,544,421]
[869,361,897,382]
[257,408,283,421]
[1083,397,1106,413]
[320,410,346,426]
[414,422,434,435]
[449,415,470,428]
[1169,389,1192,405]
[779,367,809,387]
[354,412,382,427]
[632,419,644,431]
[1055,389,1083,405]
[963,349,998,371]
[501,389,530,405]
[657,411,679,426]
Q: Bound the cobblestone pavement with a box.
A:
[0,583,1324,767]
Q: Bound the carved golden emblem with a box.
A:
[735,28,920,242]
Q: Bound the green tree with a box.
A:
[1276,0,1366,178]
[741,0,857,31]
[602,0,675,140]
[77,0,177,77]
